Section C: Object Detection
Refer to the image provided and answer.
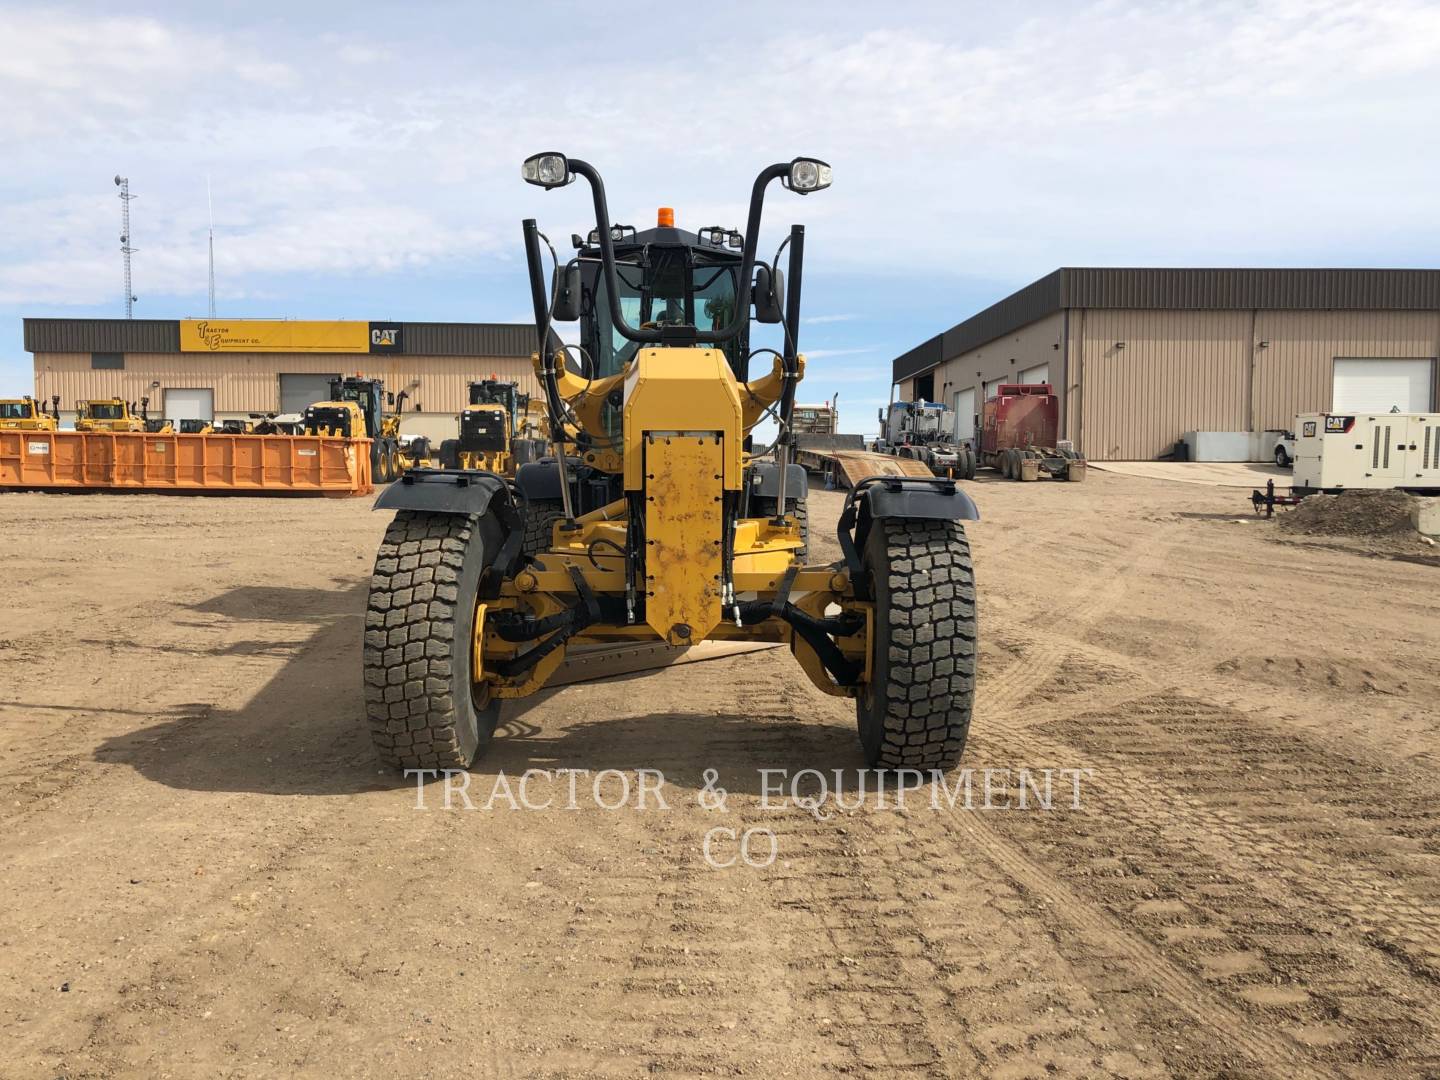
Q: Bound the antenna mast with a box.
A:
[114,175,137,318]
[206,175,216,318]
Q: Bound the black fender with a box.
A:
[746,461,809,503]
[375,468,511,517]
[515,460,563,501]
[374,468,524,578]
[838,476,980,578]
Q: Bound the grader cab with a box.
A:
[0,396,60,431]
[364,155,978,773]
[76,398,145,432]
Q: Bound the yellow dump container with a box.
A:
[0,431,373,496]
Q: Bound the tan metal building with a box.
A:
[23,317,540,442]
[892,269,1440,460]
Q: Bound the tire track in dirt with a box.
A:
[936,799,1347,1079]
[981,539,1175,719]
[980,695,1440,1074]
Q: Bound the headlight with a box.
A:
[521,153,571,188]
[788,157,832,193]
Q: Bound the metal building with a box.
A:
[891,268,1440,460]
[23,317,540,442]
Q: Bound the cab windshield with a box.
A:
[88,403,124,420]
[0,402,32,419]
[589,256,741,378]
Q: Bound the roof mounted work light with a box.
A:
[521,152,572,189]
[785,157,832,194]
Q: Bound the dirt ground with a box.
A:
[2,470,1439,1079]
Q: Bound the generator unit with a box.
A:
[1292,412,1440,493]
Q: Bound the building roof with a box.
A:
[893,267,1440,383]
[23,318,537,357]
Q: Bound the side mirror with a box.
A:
[386,392,396,406]
[753,266,785,324]
[552,263,582,322]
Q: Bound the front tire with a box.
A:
[856,518,977,771]
[1275,446,1291,468]
[364,511,500,771]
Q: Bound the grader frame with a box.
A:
[364,155,979,773]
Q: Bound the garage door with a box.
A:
[1019,363,1049,387]
[951,387,976,440]
[280,373,341,415]
[1333,358,1434,414]
[164,387,213,421]
[983,378,1005,403]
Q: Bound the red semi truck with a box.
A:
[974,383,1086,482]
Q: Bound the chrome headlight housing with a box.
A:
[787,157,832,194]
[521,153,572,189]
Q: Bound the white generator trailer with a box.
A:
[1292,412,1440,493]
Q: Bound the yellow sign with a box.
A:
[180,320,371,354]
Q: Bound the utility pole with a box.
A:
[114,175,137,318]
[206,175,216,318]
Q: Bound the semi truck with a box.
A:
[973,383,1085,482]
[875,399,975,479]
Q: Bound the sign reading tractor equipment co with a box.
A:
[179,320,403,354]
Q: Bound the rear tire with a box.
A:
[856,518,977,771]
[439,439,461,471]
[363,511,500,771]
[1275,446,1291,468]
[523,498,566,559]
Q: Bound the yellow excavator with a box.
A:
[365,155,978,774]
[0,395,60,431]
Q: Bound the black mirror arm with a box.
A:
[567,158,658,345]
[697,161,790,344]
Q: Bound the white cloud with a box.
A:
[3,0,1439,315]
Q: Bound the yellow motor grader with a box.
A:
[76,398,146,432]
[437,378,548,475]
[365,154,978,772]
[0,395,60,431]
[301,376,406,481]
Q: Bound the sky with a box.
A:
[4,0,1440,434]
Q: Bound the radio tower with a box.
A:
[114,175,137,318]
[206,176,216,318]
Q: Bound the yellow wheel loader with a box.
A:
[0,395,60,431]
[365,155,978,773]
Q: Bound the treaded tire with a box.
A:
[965,447,978,481]
[438,439,461,471]
[364,511,500,771]
[523,498,566,559]
[856,518,976,771]
[1275,447,1290,468]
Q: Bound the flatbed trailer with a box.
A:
[792,435,936,488]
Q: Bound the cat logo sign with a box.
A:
[180,320,371,353]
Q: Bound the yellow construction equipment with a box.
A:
[302,376,405,482]
[75,398,145,432]
[437,378,548,474]
[0,396,60,431]
[364,155,978,774]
